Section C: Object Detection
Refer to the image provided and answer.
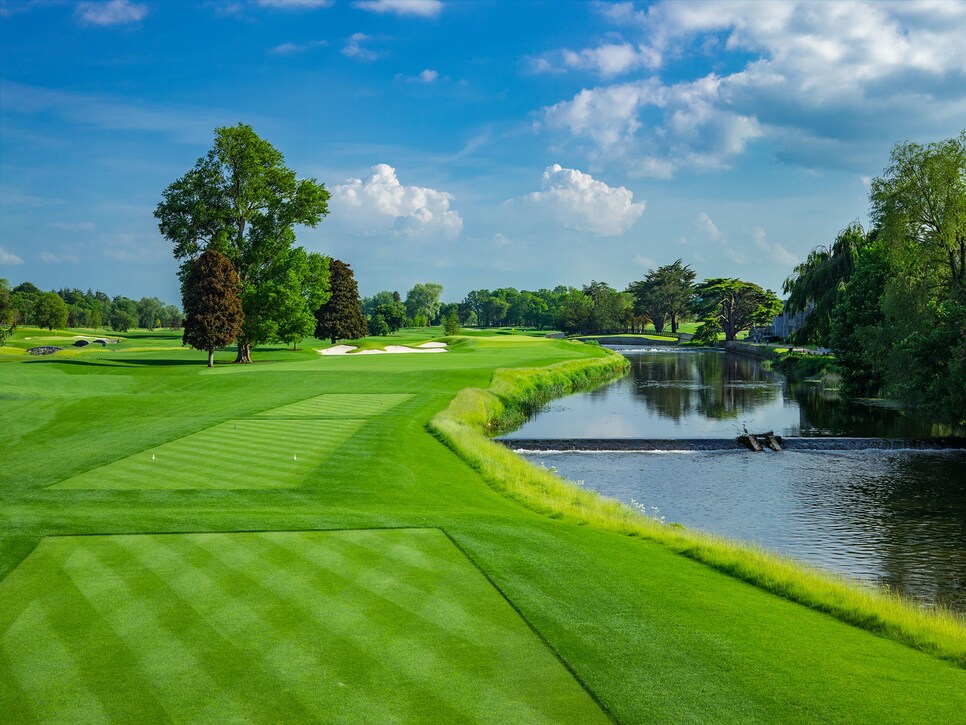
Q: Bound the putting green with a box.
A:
[48,418,366,490]
[0,529,607,724]
[255,393,414,418]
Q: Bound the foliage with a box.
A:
[375,301,406,333]
[314,259,367,344]
[181,249,245,366]
[368,314,391,336]
[692,278,782,341]
[35,291,69,330]
[0,279,16,345]
[691,316,722,345]
[627,260,696,333]
[783,223,870,345]
[405,282,443,325]
[829,248,891,396]
[155,123,330,362]
[443,310,461,335]
[871,130,966,295]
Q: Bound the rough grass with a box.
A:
[428,351,966,667]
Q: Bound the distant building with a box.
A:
[771,300,813,340]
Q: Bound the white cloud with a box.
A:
[751,227,798,267]
[533,42,661,78]
[256,0,333,8]
[39,251,80,264]
[695,212,721,241]
[517,164,645,237]
[539,1,966,174]
[353,0,442,17]
[270,40,326,54]
[492,232,512,247]
[76,0,147,26]
[333,164,462,239]
[417,69,438,83]
[342,33,381,61]
[0,247,24,265]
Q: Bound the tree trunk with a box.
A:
[207,349,214,367]
[234,341,252,363]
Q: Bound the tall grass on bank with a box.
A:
[428,350,966,667]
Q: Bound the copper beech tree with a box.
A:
[182,250,244,367]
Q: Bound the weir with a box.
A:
[499,437,966,452]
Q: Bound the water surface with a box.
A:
[511,349,966,610]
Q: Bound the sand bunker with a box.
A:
[318,342,448,356]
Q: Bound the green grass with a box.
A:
[2,325,965,722]
[0,529,606,724]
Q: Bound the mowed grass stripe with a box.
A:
[255,393,414,419]
[49,418,366,490]
[0,531,608,724]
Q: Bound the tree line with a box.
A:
[782,130,965,426]
[0,279,182,334]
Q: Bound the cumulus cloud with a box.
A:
[0,247,24,265]
[76,0,147,26]
[532,42,661,78]
[333,164,462,239]
[539,1,966,175]
[353,0,442,17]
[48,221,95,231]
[517,164,645,237]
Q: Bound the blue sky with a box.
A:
[2,0,965,305]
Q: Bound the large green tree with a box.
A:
[627,260,696,333]
[35,291,69,330]
[692,278,782,342]
[871,130,966,295]
[155,123,330,362]
[182,250,245,367]
[405,283,443,325]
[314,259,367,344]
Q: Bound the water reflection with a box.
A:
[509,348,966,611]
[507,349,950,439]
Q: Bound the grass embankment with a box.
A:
[429,350,966,666]
[3,326,966,722]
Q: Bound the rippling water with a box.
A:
[509,349,966,610]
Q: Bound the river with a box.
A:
[505,348,966,612]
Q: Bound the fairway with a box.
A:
[255,392,414,418]
[49,418,367,490]
[0,528,607,724]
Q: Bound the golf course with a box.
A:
[1,326,964,723]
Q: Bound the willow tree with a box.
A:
[155,123,330,362]
[782,223,870,345]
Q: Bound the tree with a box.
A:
[90,304,103,330]
[783,223,870,345]
[35,291,69,330]
[627,260,696,334]
[375,301,405,333]
[405,283,443,325]
[871,130,966,295]
[362,290,396,318]
[110,296,138,332]
[692,278,782,342]
[155,123,330,363]
[182,250,245,367]
[266,249,330,350]
[0,279,16,346]
[443,310,461,335]
[483,296,509,327]
[314,259,367,344]
[137,297,165,330]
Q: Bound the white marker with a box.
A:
[293,453,297,461]
[152,453,155,460]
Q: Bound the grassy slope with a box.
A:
[2,327,965,722]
